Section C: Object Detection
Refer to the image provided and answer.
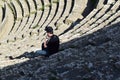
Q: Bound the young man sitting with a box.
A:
[35,26,60,57]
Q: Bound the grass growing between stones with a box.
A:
[53,0,59,3]
[32,24,39,29]
[40,5,45,11]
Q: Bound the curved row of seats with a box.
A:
[0,0,119,67]
[0,2,5,26]
[0,0,88,43]
[0,2,14,41]
[34,0,88,42]
[0,0,88,55]
[62,0,117,35]
[0,6,3,24]
[11,0,36,39]
[60,0,120,42]
[0,1,110,42]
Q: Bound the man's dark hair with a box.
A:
[45,26,53,34]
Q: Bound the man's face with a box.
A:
[47,32,52,37]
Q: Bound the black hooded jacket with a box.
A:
[42,35,60,56]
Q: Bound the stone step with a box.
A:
[74,4,111,29]
[10,20,22,35]
[30,11,42,29]
[11,0,23,19]
[15,0,37,34]
[96,0,105,9]
[9,0,23,34]
[94,4,111,19]
[83,10,120,36]
[107,0,116,4]
[0,0,5,7]
[64,0,88,25]
[110,17,120,25]
[8,28,44,43]
[61,9,100,37]
[41,1,58,29]
[18,0,36,32]
[48,0,65,28]
[28,0,36,12]
[72,3,118,35]
[16,17,28,34]
[0,3,14,41]
[21,14,35,31]
[61,9,119,41]
[12,0,30,34]
[56,0,72,27]
[95,0,120,24]
[0,6,3,24]
[54,23,70,35]
[109,0,120,14]
[19,0,30,16]
[38,0,51,29]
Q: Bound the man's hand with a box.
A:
[44,39,47,48]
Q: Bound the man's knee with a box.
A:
[35,50,47,55]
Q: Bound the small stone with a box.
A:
[19,71,25,76]
[97,71,104,78]
[115,61,120,70]
[31,45,35,47]
[28,73,33,77]
[17,47,21,49]
[88,62,93,69]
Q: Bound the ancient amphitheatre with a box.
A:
[0,0,120,80]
